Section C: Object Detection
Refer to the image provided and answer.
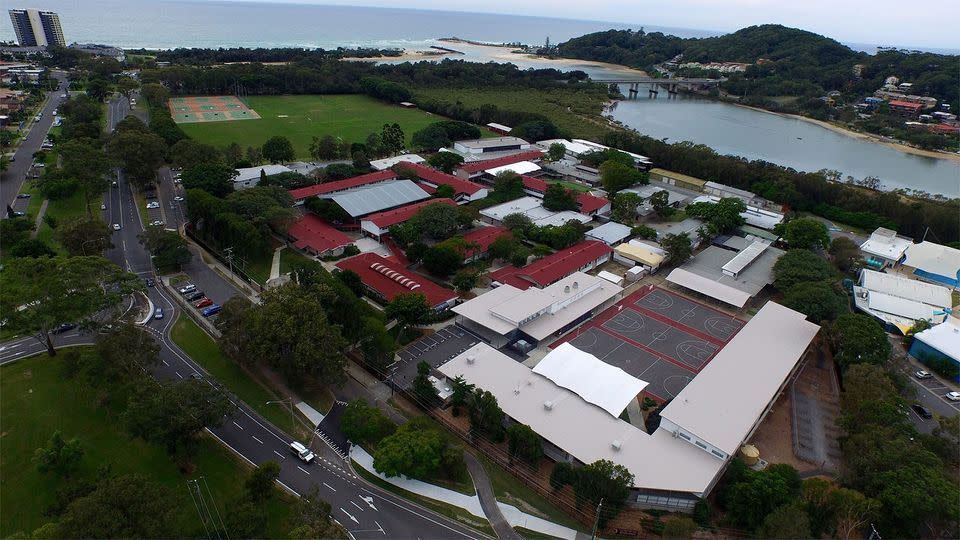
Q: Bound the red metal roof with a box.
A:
[288,170,398,200]
[488,240,612,290]
[396,162,484,196]
[521,176,609,215]
[361,198,458,230]
[461,226,510,256]
[459,150,544,174]
[287,214,352,254]
[888,100,923,110]
[335,252,457,308]
[929,123,959,134]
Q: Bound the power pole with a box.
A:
[223,247,235,277]
[590,498,604,540]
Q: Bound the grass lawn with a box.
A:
[170,315,308,439]
[515,526,566,540]
[548,180,592,192]
[413,87,614,142]
[180,95,443,158]
[353,462,495,537]
[0,350,292,538]
[34,189,88,253]
[279,248,314,275]
[243,247,275,285]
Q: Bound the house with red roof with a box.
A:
[488,240,613,290]
[360,198,458,240]
[288,170,399,204]
[286,213,353,257]
[395,161,488,203]
[455,150,544,180]
[888,100,923,117]
[459,226,510,263]
[335,252,458,311]
[521,176,610,216]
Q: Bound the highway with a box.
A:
[0,94,487,540]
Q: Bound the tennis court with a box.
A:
[552,286,745,401]
[168,95,261,124]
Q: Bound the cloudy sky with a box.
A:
[232,0,959,49]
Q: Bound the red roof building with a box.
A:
[929,123,960,135]
[460,226,510,262]
[287,214,353,256]
[521,176,610,215]
[288,170,398,202]
[457,150,545,176]
[360,198,458,239]
[888,100,923,116]
[335,252,458,310]
[488,240,613,290]
[396,162,487,202]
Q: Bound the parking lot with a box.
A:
[914,374,960,412]
[387,325,481,391]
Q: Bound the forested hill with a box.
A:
[555,25,959,109]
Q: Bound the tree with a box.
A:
[631,224,657,240]
[427,151,464,174]
[216,296,253,362]
[246,145,263,165]
[506,424,543,464]
[59,139,112,215]
[7,238,56,259]
[341,399,396,445]
[649,189,674,218]
[828,237,861,272]
[385,293,432,339]
[139,226,191,270]
[85,78,110,101]
[93,323,161,385]
[610,191,643,223]
[411,124,451,151]
[773,249,835,291]
[542,184,578,211]
[107,129,167,188]
[261,135,295,163]
[452,269,480,293]
[827,487,879,540]
[501,212,533,234]
[56,217,112,256]
[782,281,846,323]
[491,171,525,202]
[244,461,282,503]
[223,141,243,166]
[510,119,559,142]
[831,313,891,369]
[547,142,566,161]
[662,517,698,539]
[180,163,238,198]
[412,360,440,407]
[58,475,175,538]
[240,283,348,384]
[288,487,342,539]
[902,318,931,347]
[33,431,83,477]
[0,256,141,355]
[309,135,340,161]
[422,244,462,277]
[686,197,746,237]
[488,234,519,261]
[573,459,635,528]
[466,388,505,441]
[600,160,642,193]
[726,464,802,530]
[380,123,405,154]
[170,139,221,170]
[661,233,693,265]
[756,503,812,539]
[778,218,830,250]
[373,419,446,479]
[410,203,469,240]
[449,375,475,414]
[123,379,232,455]
[360,317,397,372]
[433,184,456,199]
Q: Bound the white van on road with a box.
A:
[290,441,315,463]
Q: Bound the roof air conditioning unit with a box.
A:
[672,430,680,438]
[573,281,578,290]
[466,355,476,364]
[611,440,622,451]
[543,400,554,411]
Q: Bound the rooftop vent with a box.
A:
[573,281,579,290]
[564,286,570,293]
[611,440,622,451]
[543,400,554,411]
[466,355,476,364]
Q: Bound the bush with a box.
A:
[550,462,574,490]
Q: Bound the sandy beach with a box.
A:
[455,42,650,78]
[341,50,456,62]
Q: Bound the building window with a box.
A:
[678,432,691,441]
[711,450,725,459]
[695,441,707,450]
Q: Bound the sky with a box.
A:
[225,0,960,49]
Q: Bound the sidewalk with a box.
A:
[351,446,578,540]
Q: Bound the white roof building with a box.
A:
[902,241,960,288]
[666,244,784,308]
[369,153,425,171]
[484,160,541,176]
[853,269,953,332]
[234,164,292,189]
[325,179,430,218]
[532,343,648,417]
[913,318,960,364]
[454,136,531,155]
[535,138,652,165]
[479,196,592,227]
[860,227,912,264]
[585,222,633,245]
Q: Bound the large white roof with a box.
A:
[484,160,541,176]
[234,164,292,182]
[369,153,425,171]
[859,227,912,261]
[914,318,960,363]
[860,269,951,308]
[867,292,946,323]
[586,222,633,245]
[532,343,648,417]
[659,302,820,455]
[722,240,770,277]
[666,268,752,308]
[439,343,724,494]
[903,241,960,281]
[479,196,592,227]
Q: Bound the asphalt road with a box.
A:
[1,73,69,213]
[0,95,487,540]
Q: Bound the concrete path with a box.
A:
[351,446,578,539]
[296,401,325,426]
[269,246,284,280]
[30,199,48,238]
[464,453,521,540]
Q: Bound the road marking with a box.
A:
[161,359,169,366]
[297,466,311,475]
[232,421,243,430]
[361,496,378,511]
[175,371,183,379]
[273,450,285,459]
[351,501,363,511]
[251,435,263,444]
[340,508,359,525]
[323,482,336,492]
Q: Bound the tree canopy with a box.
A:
[772,249,835,291]
[830,314,891,369]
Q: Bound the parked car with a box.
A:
[174,196,184,202]
[190,372,203,380]
[144,278,154,287]
[50,322,77,334]
[52,109,57,116]
[185,290,205,301]
[154,307,163,319]
[150,220,163,227]
[16,193,30,198]
[289,441,315,463]
[200,304,221,317]
[146,201,160,209]
[946,392,960,402]
[178,284,196,295]
[914,370,932,380]
[100,203,106,210]
[11,211,25,217]
[112,223,121,230]
[194,298,213,309]
[911,404,933,419]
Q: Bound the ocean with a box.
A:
[0,0,718,50]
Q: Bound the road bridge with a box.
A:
[593,77,721,98]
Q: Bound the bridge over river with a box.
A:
[593,77,721,98]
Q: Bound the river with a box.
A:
[608,96,960,197]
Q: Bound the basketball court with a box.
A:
[552,286,745,401]
[168,95,261,124]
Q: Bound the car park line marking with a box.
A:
[298,466,311,475]
[340,508,359,524]
[251,435,263,444]
[161,359,169,366]
[323,482,336,492]
[175,371,183,379]
[233,421,243,430]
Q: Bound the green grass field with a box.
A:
[180,95,443,158]
[0,350,292,537]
